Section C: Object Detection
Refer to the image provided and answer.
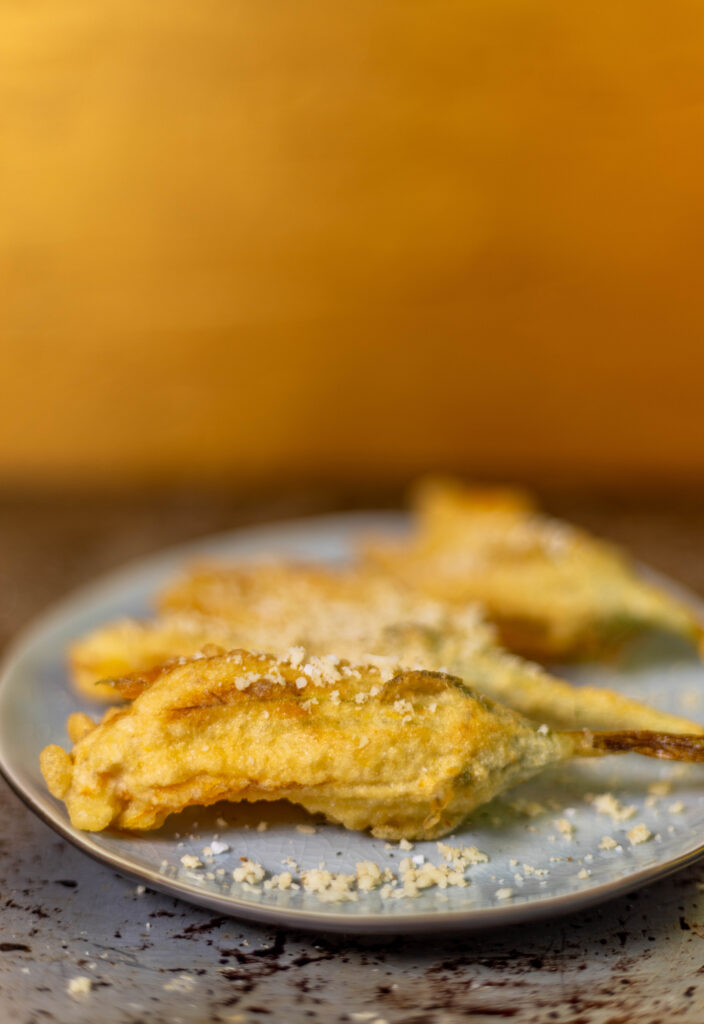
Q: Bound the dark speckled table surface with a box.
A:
[3,486,704,1024]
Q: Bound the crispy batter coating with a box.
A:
[38,648,577,837]
[362,478,704,660]
[71,562,704,734]
[41,649,704,839]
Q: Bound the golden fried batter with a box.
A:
[71,565,704,734]
[363,478,703,660]
[41,649,704,840]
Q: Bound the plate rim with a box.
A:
[2,509,704,935]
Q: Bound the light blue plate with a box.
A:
[2,511,704,933]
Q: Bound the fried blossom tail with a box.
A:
[570,729,704,762]
[96,644,230,699]
[97,664,176,700]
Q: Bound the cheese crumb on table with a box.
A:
[163,974,196,993]
[599,836,619,850]
[495,887,514,901]
[67,977,92,998]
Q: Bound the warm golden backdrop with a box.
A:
[2,1,704,488]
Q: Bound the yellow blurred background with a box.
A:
[2,1,704,490]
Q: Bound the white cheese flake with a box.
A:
[209,839,230,856]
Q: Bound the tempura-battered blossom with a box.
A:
[41,649,704,839]
[42,649,576,838]
[363,478,703,660]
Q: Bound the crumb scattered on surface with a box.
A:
[556,818,574,840]
[354,861,388,891]
[668,801,685,814]
[263,871,298,892]
[300,868,357,903]
[589,793,636,823]
[163,974,196,993]
[180,854,203,869]
[437,842,489,870]
[599,836,618,850]
[627,823,652,846]
[523,863,548,877]
[495,887,514,901]
[232,858,266,884]
[67,977,92,998]
[397,857,467,896]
